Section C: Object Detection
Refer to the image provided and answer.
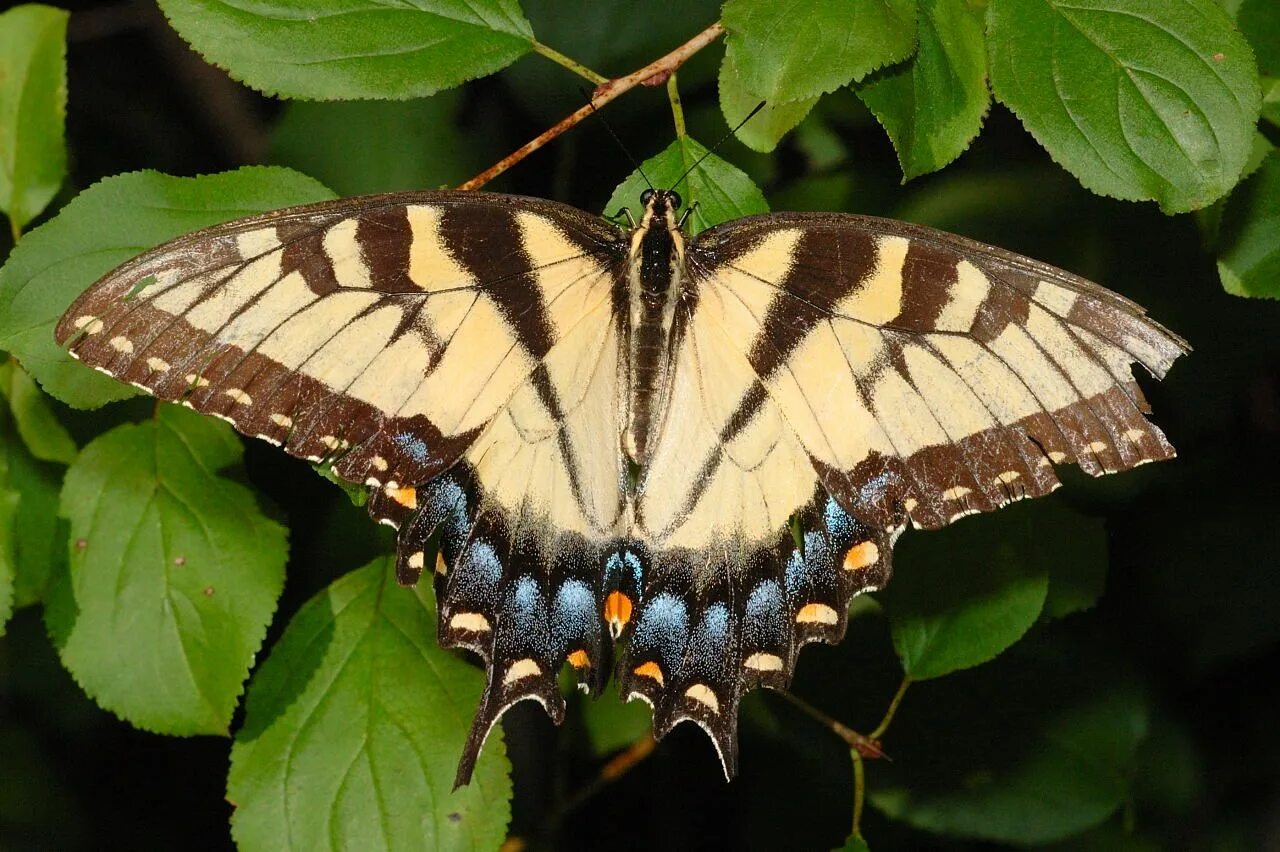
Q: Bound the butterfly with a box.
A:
[55,185,1186,784]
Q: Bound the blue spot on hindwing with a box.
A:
[550,579,596,655]
[744,580,785,647]
[632,592,689,673]
[785,531,831,599]
[504,575,549,655]
[686,602,731,677]
[423,476,470,558]
[825,496,853,540]
[451,539,501,602]
[393,432,430,465]
[605,549,644,593]
[857,470,899,508]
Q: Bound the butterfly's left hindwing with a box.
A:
[56,192,634,783]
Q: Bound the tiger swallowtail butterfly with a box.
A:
[56,186,1185,785]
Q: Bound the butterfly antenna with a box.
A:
[671,100,767,193]
[580,87,654,191]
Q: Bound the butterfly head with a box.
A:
[630,188,688,296]
[639,187,682,216]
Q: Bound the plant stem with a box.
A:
[869,675,912,741]
[8,215,21,244]
[511,730,656,848]
[667,72,687,139]
[458,21,726,191]
[776,690,882,754]
[851,749,866,837]
[780,679,910,842]
[530,40,608,85]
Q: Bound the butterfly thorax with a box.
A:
[622,191,686,469]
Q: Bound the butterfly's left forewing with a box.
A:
[57,193,633,783]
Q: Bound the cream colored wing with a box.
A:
[671,213,1186,534]
[57,190,633,787]
[615,212,1184,772]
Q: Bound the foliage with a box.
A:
[988,0,1259,214]
[46,404,288,734]
[228,557,511,851]
[0,1,1277,850]
[0,4,67,234]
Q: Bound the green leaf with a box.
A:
[869,635,1150,843]
[46,404,287,735]
[0,485,17,635]
[229,557,511,851]
[883,501,1065,680]
[0,397,64,608]
[988,0,1261,213]
[835,835,871,852]
[1040,507,1108,619]
[312,462,369,507]
[0,361,75,463]
[0,167,335,409]
[857,0,989,180]
[719,53,818,153]
[1238,0,1280,77]
[270,92,479,196]
[605,136,769,235]
[0,4,68,232]
[582,691,652,756]
[1262,76,1280,129]
[723,0,916,103]
[157,0,533,100]
[1217,150,1280,298]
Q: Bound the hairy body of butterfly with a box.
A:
[56,188,1186,785]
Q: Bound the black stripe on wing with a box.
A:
[687,213,1186,531]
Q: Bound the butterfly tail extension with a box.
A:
[386,465,619,787]
[619,489,894,778]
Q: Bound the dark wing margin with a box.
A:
[686,211,1187,532]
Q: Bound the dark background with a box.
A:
[3,1,1279,849]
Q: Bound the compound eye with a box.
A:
[667,190,682,209]
[640,188,655,205]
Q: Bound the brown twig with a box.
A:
[777,685,911,841]
[456,21,726,191]
[777,691,888,759]
[503,731,657,849]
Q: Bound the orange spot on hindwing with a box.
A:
[633,660,665,686]
[603,591,633,637]
[843,541,880,572]
[567,649,591,669]
[386,485,417,509]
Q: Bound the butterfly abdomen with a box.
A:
[622,199,687,467]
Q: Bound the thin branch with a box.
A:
[531,40,609,85]
[776,691,885,758]
[457,21,726,191]
[869,675,912,741]
[667,72,687,139]
[505,731,657,848]
[851,750,866,838]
